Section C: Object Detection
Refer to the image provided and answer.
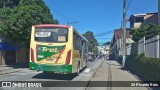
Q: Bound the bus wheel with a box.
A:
[85,60,88,68]
[77,63,80,75]
[43,71,51,74]
[43,71,47,74]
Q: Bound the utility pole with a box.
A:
[122,0,126,68]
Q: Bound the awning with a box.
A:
[0,43,20,51]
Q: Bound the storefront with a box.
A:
[0,43,19,65]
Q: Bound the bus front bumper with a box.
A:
[29,62,72,73]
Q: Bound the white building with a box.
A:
[97,45,110,55]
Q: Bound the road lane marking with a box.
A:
[84,68,91,73]
[79,73,91,77]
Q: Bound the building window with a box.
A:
[135,17,144,22]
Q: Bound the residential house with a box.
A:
[129,12,158,29]
[111,28,134,59]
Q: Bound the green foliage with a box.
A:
[0,0,59,49]
[132,24,160,42]
[0,0,20,8]
[103,41,111,45]
[118,55,160,81]
[82,31,98,52]
[0,7,11,21]
[117,55,123,64]
[92,47,98,54]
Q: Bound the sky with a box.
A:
[43,0,158,43]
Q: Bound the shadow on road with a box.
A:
[32,72,76,80]
[108,63,121,67]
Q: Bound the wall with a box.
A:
[143,13,158,25]
[133,23,142,29]
[121,35,160,58]
[145,35,159,58]
[16,48,27,64]
[0,51,5,65]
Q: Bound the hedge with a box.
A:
[117,54,160,81]
[117,55,122,64]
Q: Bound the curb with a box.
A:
[72,58,104,90]
[90,58,104,78]
[0,67,13,72]
[90,58,104,77]
[0,69,22,75]
[84,58,105,90]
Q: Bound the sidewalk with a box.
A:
[87,59,149,90]
[0,64,27,75]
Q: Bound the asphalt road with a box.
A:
[0,58,103,90]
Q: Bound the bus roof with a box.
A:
[33,24,71,28]
[33,24,88,43]
[74,29,88,43]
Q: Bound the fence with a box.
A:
[119,35,160,58]
[138,37,145,55]
[145,35,160,58]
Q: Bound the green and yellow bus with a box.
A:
[29,24,88,75]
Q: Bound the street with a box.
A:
[0,58,155,90]
[87,60,149,90]
[0,0,160,90]
[0,58,103,90]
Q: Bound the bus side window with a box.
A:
[76,35,78,49]
[73,33,76,49]
[73,32,78,50]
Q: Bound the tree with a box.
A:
[103,41,111,45]
[83,31,98,52]
[0,0,20,8]
[92,47,98,54]
[132,24,160,42]
[0,0,59,49]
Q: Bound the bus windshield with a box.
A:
[35,27,68,43]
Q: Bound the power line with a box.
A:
[95,31,114,37]
[96,38,112,39]
[141,0,152,13]
[46,0,78,24]
[52,7,73,21]
[126,0,153,16]
[95,30,114,35]
[126,0,133,11]
[95,30,114,37]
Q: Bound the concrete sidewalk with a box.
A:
[0,65,27,75]
[87,59,149,90]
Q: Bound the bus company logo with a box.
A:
[41,47,59,53]
[2,82,11,87]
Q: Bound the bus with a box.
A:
[29,24,88,75]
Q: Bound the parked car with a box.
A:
[88,54,95,61]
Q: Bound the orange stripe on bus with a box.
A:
[55,45,66,63]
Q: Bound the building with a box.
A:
[0,31,27,66]
[129,13,158,29]
[97,44,110,56]
[111,28,134,59]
